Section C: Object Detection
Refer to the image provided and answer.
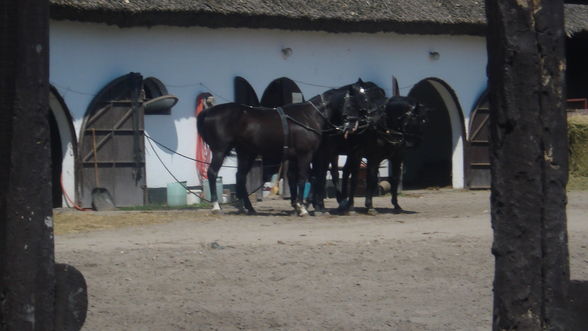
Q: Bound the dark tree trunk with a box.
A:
[485,1,570,330]
[0,0,54,330]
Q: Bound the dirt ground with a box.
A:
[54,189,588,331]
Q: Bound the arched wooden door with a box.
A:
[466,91,491,189]
[78,73,146,207]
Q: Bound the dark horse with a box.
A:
[309,82,389,212]
[196,80,378,216]
[338,94,428,214]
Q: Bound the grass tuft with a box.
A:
[568,115,588,190]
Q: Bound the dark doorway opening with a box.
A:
[405,80,453,188]
[234,76,260,106]
[566,32,588,101]
[261,77,304,107]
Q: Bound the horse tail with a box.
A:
[196,108,208,143]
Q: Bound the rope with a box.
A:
[60,174,92,211]
[145,133,210,201]
[144,133,235,167]
[146,132,268,203]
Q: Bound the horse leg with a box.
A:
[235,152,256,214]
[310,153,328,213]
[365,158,380,215]
[389,156,403,211]
[207,151,226,214]
[287,161,300,212]
[339,154,359,213]
[330,155,342,203]
[338,156,351,211]
[293,154,313,217]
[347,157,361,213]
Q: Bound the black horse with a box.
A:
[309,82,389,212]
[196,80,377,216]
[338,95,428,214]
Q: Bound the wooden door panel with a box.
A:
[466,93,491,189]
[79,73,146,207]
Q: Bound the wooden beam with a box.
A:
[485,1,570,330]
[0,0,55,329]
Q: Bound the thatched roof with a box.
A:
[49,0,588,36]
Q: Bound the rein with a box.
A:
[376,128,404,145]
[307,97,344,133]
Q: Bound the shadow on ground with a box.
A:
[568,280,588,330]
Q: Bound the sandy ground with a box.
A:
[54,189,588,331]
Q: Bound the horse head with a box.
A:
[384,96,428,148]
[338,79,387,134]
[309,79,386,131]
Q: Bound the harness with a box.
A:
[376,128,405,146]
[275,107,290,160]
[307,98,342,134]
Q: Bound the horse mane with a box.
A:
[307,80,385,105]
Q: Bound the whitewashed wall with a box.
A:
[49,20,487,190]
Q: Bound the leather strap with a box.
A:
[276,107,289,160]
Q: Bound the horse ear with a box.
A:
[357,78,364,84]
[392,76,400,97]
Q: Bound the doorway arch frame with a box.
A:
[409,78,466,188]
[49,85,78,207]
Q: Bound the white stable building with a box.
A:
[47,0,588,207]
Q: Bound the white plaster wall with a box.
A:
[50,20,487,189]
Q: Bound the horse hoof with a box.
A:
[314,210,330,217]
[294,203,309,217]
[247,209,257,215]
[211,208,223,215]
[367,208,378,216]
[336,208,350,216]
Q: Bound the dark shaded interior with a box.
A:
[405,81,453,189]
[234,76,260,106]
[566,32,588,101]
[49,111,63,208]
[260,77,304,107]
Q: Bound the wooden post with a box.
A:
[485,1,570,330]
[1,1,86,330]
[0,0,56,329]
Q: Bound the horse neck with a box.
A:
[309,90,346,122]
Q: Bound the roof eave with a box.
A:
[49,5,487,36]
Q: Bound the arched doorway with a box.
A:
[260,77,304,107]
[234,76,260,106]
[78,73,146,208]
[260,77,305,197]
[406,78,465,189]
[49,86,77,208]
[78,73,177,207]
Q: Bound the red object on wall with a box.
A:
[195,93,212,181]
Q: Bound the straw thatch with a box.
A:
[49,0,588,36]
